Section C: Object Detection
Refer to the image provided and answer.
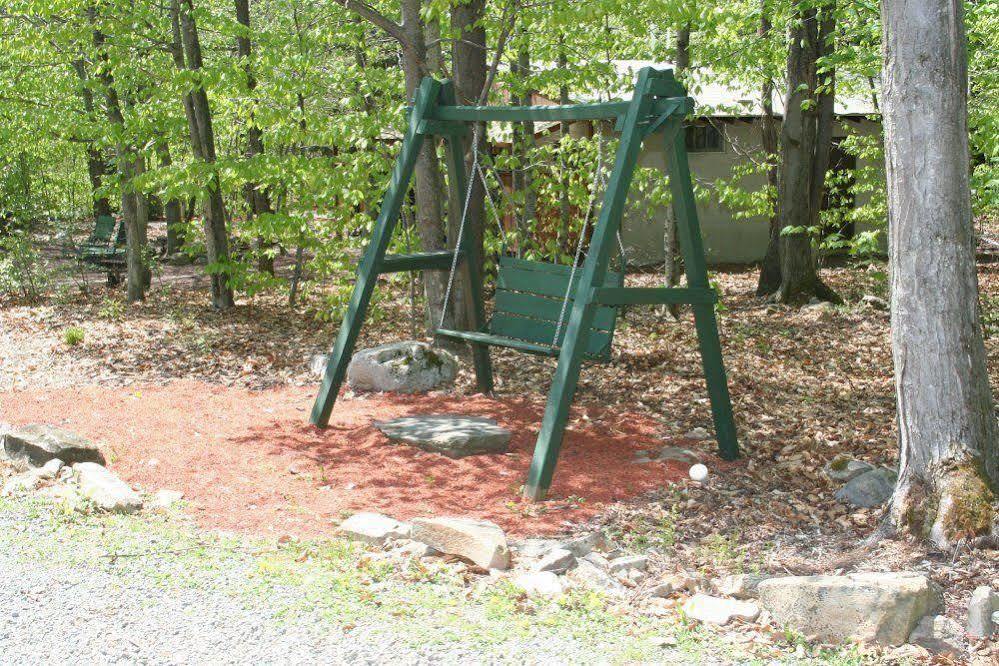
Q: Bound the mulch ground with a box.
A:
[2,381,702,537]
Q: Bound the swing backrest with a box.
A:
[491,256,624,361]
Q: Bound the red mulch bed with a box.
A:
[2,380,704,538]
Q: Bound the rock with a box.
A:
[2,472,41,496]
[33,458,64,480]
[2,425,105,470]
[656,446,699,464]
[560,531,609,557]
[374,415,510,458]
[823,456,876,483]
[339,512,411,546]
[608,555,648,575]
[534,548,576,574]
[684,427,710,440]
[512,571,565,598]
[38,483,85,512]
[682,594,761,625]
[74,462,143,514]
[392,540,438,558]
[152,489,184,509]
[308,353,328,377]
[861,294,889,310]
[967,586,997,638]
[347,341,458,394]
[757,572,942,645]
[713,573,769,599]
[566,558,626,596]
[510,538,560,559]
[834,467,897,508]
[647,582,677,598]
[411,517,510,570]
[908,614,965,656]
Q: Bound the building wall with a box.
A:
[620,118,882,266]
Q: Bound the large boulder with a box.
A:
[74,462,143,514]
[2,425,105,470]
[908,614,965,656]
[411,517,510,570]
[966,585,998,638]
[834,467,897,508]
[347,341,458,394]
[757,572,942,645]
[338,512,411,546]
[374,415,510,458]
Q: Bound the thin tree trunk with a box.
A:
[157,140,184,254]
[177,0,235,309]
[664,24,690,318]
[881,0,997,548]
[70,60,114,220]
[90,15,147,301]
[809,5,836,236]
[756,1,782,296]
[557,40,571,255]
[235,0,275,276]
[517,45,537,244]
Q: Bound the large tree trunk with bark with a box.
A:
[448,0,487,331]
[156,140,184,254]
[177,0,235,309]
[235,0,275,276]
[765,3,841,305]
[881,0,998,549]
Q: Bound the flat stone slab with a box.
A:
[75,462,143,514]
[2,425,105,470]
[374,415,511,458]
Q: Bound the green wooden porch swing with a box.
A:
[310,67,739,501]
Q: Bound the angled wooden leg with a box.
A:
[311,78,442,427]
[439,82,493,394]
[524,68,658,500]
[665,119,739,460]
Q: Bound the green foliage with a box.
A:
[0,232,50,303]
[62,325,85,346]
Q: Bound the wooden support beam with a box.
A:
[590,286,717,306]
[379,251,460,273]
[429,97,689,124]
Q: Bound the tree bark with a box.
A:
[767,3,841,304]
[156,140,184,254]
[448,0,487,330]
[756,1,782,296]
[881,0,998,548]
[177,0,235,309]
[664,24,690,318]
[70,60,114,220]
[235,0,275,276]
[557,41,571,254]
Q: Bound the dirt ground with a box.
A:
[1,249,997,650]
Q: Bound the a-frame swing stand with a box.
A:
[310,67,739,501]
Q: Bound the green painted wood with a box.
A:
[523,67,664,501]
[590,286,718,306]
[440,81,494,394]
[665,116,740,461]
[489,313,613,359]
[428,96,688,124]
[494,290,618,331]
[379,250,460,273]
[434,328,558,357]
[496,257,623,300]
[310,77,441,427]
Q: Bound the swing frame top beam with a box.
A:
[426,96,692,124]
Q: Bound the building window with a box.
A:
[685,124,724,153]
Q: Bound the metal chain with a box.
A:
[552,134,606,346]
[439,122,483,329]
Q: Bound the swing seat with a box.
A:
[436,256,624,362]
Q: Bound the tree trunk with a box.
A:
[235,0,275,276]
[664,24,690,318]
[881,0,998,548]
[177,0,235,309]
[70,60,114,220]
[156,141,184,254]
[90,16,147,301]
[448,0,487,330]
[768,4,841,304]
[557,41,571,255]
[809,6,836,232]
[516,45,537,244]
[756,1,782,296]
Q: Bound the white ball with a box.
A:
[689,463,708,482]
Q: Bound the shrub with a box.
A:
[0,232,50,304]
[62,326,85,346]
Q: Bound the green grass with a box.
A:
[0,494,875,664]
[62,325,85,346]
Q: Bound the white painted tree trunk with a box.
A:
[881,0,997,548]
